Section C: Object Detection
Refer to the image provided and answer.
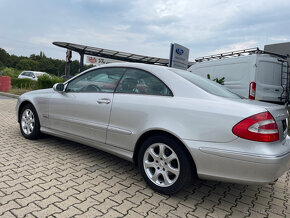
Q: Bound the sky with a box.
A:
[1,0,290,62]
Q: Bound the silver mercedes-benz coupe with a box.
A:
[16,63,290,194]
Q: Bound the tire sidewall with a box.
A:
[138,135,193,194]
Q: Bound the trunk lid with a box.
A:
[265,104,288,142]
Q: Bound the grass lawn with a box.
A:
[8,88,34,95]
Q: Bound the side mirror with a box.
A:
[32,75,36,78]
[53,83,65,93]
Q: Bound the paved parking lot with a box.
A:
[0,95,12,99]
[0,97,289,217]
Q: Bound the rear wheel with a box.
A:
[138,135,194,194]
[20,104,41,139]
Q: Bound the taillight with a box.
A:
[249,82,256,100]
[232,111,279,142]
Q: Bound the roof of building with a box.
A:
[53,41,194,67]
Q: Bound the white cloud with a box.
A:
[70,0,117,3]
[27,26,168,59]
[211,40,259,55]
[112,25,131,31]
[2,46,15,53]
[269,37,290,43]
[1,0,290,61]
[29,37,54,47]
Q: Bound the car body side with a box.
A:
[18,71,49,81]
[16,63,290,184]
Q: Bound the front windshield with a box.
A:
[170,68,240,99]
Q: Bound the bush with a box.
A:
[11,78,37,89]
[37,74,65,89]
[1,67,21,78]
[10,73,65,91]
[207,74,225,85]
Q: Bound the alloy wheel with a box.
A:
[143,143,180,187]
[21,109,35,135]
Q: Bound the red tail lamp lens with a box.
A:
[232,111,279,142]
[249,82,256,100]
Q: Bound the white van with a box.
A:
[188,50,289,103]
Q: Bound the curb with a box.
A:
[0,92,19,99]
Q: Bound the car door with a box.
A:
[48,67,126,143]
[106,68,173,150]
[28,72,36,80]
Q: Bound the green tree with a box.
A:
[0,48,10,67]
[0,47,96,77]
[16,59,39,71]
[39,51,46,58]
[207,74,225,85]
[7,55,20,68]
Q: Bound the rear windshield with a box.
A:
[170,68,240,99]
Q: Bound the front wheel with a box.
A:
[138,135,194,194]
[20,104,41,140]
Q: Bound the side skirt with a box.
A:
[40,127,134,162]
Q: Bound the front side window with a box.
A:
[115,68,172,96]
[66,68,125,93]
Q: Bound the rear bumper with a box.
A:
[184,136,290,184]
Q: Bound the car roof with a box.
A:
[34,72,47,74]
[22,71,47,74]
[91,62,168,71]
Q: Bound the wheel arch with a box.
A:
[18,100,34,123]
[133,129,197,175]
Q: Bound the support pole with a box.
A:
[79,52,84,73]
[66,62,71,78]
[65,49,72,79]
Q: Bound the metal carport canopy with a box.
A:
[53,41,177,66]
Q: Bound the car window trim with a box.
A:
[113,67,174,97]
[64,66,174,96]
[65,67,126,94]
[113,67,128,93]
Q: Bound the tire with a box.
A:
[138,135,194,194]
[19,104,41,140]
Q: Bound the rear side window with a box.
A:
[34,73,44,77]
[115,68,172,96]
[170,68,240,99]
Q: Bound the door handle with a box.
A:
[97,98,111,104]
